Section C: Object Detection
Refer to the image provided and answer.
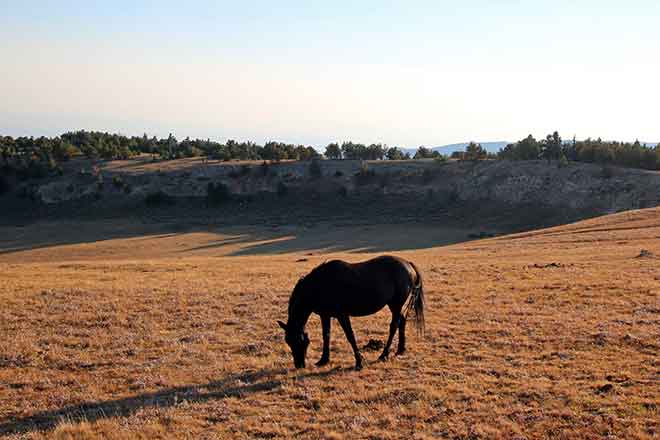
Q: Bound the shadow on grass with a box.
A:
[0,220,475,259]
[0,366,348,436]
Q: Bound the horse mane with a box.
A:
[288,261,330,317]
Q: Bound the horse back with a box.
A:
[307,256,416,316]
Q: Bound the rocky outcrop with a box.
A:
[29,159,660,214]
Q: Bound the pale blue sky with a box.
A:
[2,1,659,147]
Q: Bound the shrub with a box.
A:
[206,182,230,204]
[145,190,175,206]
[112,175,124,189]
[19,159,51,180]
[309,159,322,179]
[123,184,133,194]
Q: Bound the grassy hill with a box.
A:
[0,207,658,439]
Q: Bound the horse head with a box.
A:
[277,320,309,369]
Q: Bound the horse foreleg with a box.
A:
[379,309,400,361]
[316,315,331,366]
[338,315,363,370]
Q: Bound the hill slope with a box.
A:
[0,208,658,439]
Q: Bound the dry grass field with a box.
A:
[0,208,658,439]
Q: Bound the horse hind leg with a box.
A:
[379,307,401,361]
[316,315,331,367]
[396,316,407,355]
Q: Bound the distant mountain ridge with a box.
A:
[403,141,509,156]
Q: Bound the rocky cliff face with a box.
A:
[30,158,660,215]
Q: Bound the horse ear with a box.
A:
[277,320,287,331]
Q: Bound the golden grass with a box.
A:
[1,208,658,439]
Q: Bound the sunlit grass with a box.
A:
[0,208,658,439]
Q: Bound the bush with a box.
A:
[145,190,175,206]
[112,175,124,189]
[309,159,322,179]
[123,183,133,194]
[206,182,230,204]
[18,159,52,180]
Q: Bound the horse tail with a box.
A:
[405,261,425,337]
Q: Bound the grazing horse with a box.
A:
[277,255,424,370]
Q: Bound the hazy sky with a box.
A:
[2,1,659,147]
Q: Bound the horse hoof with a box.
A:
[315,358,329,367]
[354,364,363,371]
[395,349,406,356]
[378,354,389,362]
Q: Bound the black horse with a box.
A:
[277,255,424,370]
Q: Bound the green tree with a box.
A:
[413,146,434,159]
[385,147,405,160]
[324,142,341,159]
[465,142,487,161]
[541,131,563,161]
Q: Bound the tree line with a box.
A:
[0,131,322,180]
[0,131,321,163]
[499,132,660,170]
[1,130,658,184]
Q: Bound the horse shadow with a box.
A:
[0,366,346,436]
